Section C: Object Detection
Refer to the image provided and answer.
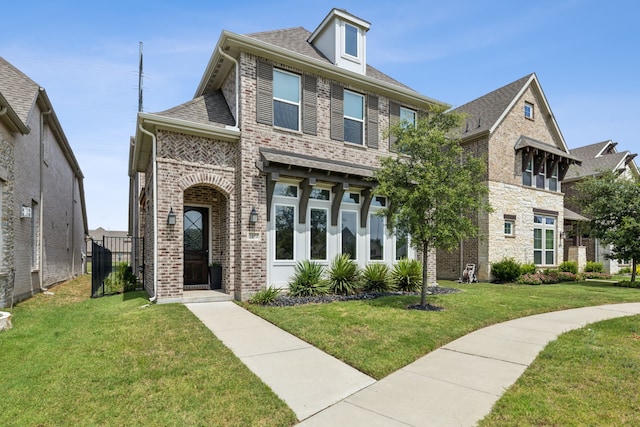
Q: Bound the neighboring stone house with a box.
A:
[128,9,444,302]
[562,140,639,273]
[0,57,88,308]
[436,74,581,281]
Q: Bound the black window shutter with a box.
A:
[302,75,317,135]
[367,95,379,149]
[256,60,273,125]
[389,101,400,151]
[330,83,344,141]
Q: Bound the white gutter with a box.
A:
[138,124,158,302]
[218,47,239,129]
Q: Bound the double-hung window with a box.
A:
[344,90,364,145]
[547,162,559,191]
[273,69,300,131]
[533,215,555,265]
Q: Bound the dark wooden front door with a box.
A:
[184,206,209,285]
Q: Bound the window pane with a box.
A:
[369,214,384,260]
[534,251,542,264]
[310,188,330,200]
[523,171,532,186]
[274,183,297,197]
[310,208,327,260]
[534,215,543,224]
[274,100,299,130]
[372,196,386,207]
[344,118,363,144]
[536,173,545,189]
[504,221,512,235]
[275,205,294,260]
[545,250,554,265]
[342,192,360,204]
[345,23,358,57]
[273,70,299,102]
[533,229,542,249]
[548,177,558,192]
[344,91,363,119]
[184,210,203,250]
[341,211,357,259]
[545,229,554,250]
[396,230,408,260]
[400,107,416,127]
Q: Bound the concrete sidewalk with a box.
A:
[187,301,640,426]
[185,302,375,420]
[298,302,640,426]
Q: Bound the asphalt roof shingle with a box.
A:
[0,56,40,126]
[155,90,235,127]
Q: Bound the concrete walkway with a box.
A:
[187,302,640,426]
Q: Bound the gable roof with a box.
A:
[0,56,38,134]
[454,73,569,153]
[155,90,235,128]
[564,140,638,182]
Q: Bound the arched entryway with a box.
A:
[183,184,229,291]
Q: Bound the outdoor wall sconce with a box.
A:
[167,208,176,226]
[249,207,258,224]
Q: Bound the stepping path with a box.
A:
[187,302,640,426]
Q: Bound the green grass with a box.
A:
[243,280,640,379]
[0,276,296,427]
[480,315,640,426]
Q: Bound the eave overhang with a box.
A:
[129,112,241,177]
[195,30,447,110]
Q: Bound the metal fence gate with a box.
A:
[91,236,144,298]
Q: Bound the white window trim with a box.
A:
[273,68,301,132]
[343,90,365,145]
[533,215,556,266]
[504,220,515,236]
[341,22,360,62]
[308,206,329,262]
[524,102,534,120]
[272,202,297,264]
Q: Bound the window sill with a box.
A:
[504,235,516,239]
[273,125,303,135]
[344,141,367,150]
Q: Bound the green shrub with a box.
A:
[288,260,329,297]
[615,280,640,288]
[618,267,632,274]
[391,258,422,292]
[583,271,612,280]
[585,261,604,273]
[517,272,543,285]
[249,287,281,304]
[491,258,522,283]
[103,262,138,294]
[520,263,536,275]
[362,263,391,293]
[558,261,578,274]
[327,254,360,295]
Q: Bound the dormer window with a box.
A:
[524,102,534,120]
[344,23,358,58]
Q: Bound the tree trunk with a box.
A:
[420,241,429,308]
[631,258,637,283]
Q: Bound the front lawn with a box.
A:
[480,314,640,426]
[0,276,296,426]
[244,280,640,379]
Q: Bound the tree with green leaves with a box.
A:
[576,170,640,283]
[375,106,491,308]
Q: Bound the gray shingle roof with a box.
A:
[454,74,533,139]
[246,27,415,91]
[154,90,235,127]
[565,140,631,180]
[0,56,40,127]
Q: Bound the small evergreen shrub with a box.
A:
[288,260,329,297]
[614,280,640,289]
[327,254,361,295]
[491,258,522,283]
[618,267,632,274]
[249,287,281,305]
[391,258,422,292]
[585,261,604,273]
[558,261,578,274]
[520,263,537,275]
[103,262,138,294]
[362,263,391,293]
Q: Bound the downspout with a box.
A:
[39,107,52,292]
[0,106,6,116]
[138,124,158,302]
[218,47,239,128]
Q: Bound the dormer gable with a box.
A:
[307,8,370,75]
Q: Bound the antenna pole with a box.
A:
[138,41,143,113]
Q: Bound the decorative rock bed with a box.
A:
[0,311,11,331]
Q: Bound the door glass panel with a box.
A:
[275,205,294,260]
[369,214,384,260]
[184,210,203,250]
[310,208,327,260]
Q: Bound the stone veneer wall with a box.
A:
[0,123,14,307]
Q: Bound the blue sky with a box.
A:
[1,1,637,231]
